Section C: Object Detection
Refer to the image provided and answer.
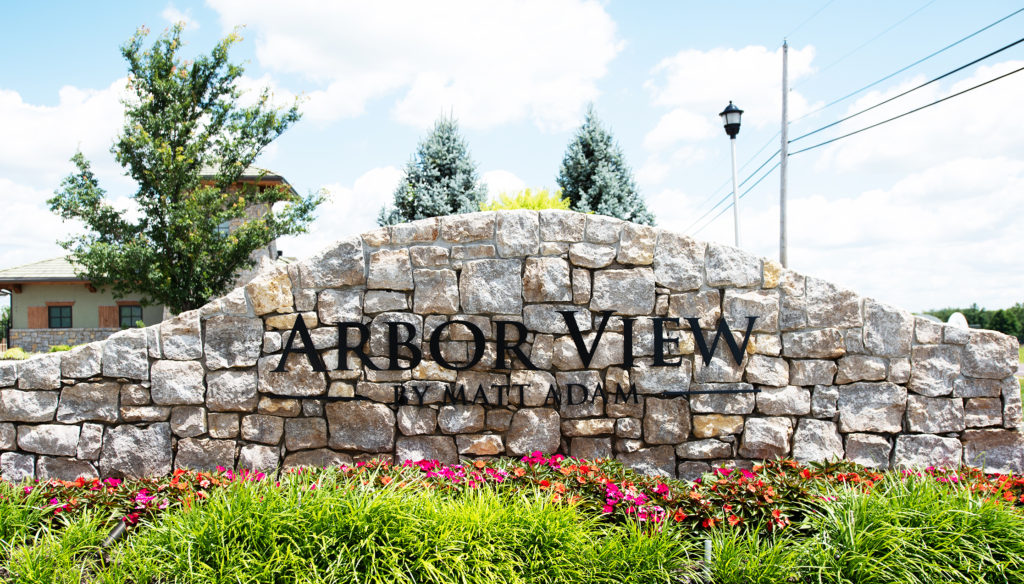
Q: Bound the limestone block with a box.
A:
[617,445,676,478]
[835,355,887,384]
[443,212,496,243]
[0,390,58,422]
[555,371,604,418]
[160,310,203,360]
[738,417,793,459]
[943,324,970,345]
[495,211,540,257]
[756,386,811,416]
[506,408,560,456]
[18,354,62,389]
[364,291,408,314]
[284,417,328,451]
[965,398,1003,428]
[207,369,258,412]
[151,360,205,405]
[257,355,327,397]
[705,243,761,288]
[894,434,961,469]
[962,330,1017,379]
[906,396,964,433]
[590,268,656,316]
[792,419,843,464]
[744,355,789,386]
[1,452,34,482]
[0,423,14,450]
[367,249,414,290]
[789,360,837,386]
[617,223,656,265]
[572,268,591,304]
[317,289,363,324]
[668,290,721,328]
[410,246,450,267]
[539,210,585,242]
[61,343,102,378]
[568,243,615,269]
[811,385,839,418]
[692,415,744,438]
[676,439,732,460]
[17,424,79,456]
[245,267,293,315]
[509,370,556,407]
[584,215,623,244]
[99,423,172,478]
[837,382,907,433]
[413,269,460,314]
[952,377,1007,398]
[37,457,97,481]
[437,404,485,434]
[571,437,613,461]
[120,406,171,422]
[0,362,16,388]
[170,406,207,438]
[209,413,240,439]
[523,258,571,302]
[652,231,705,291]
[204,316,264,369]
[689,385,756,414]
[888,358,911,384]
[844,434,892,469]
[678,461,711,481]
[863,300,913,357]
[782,329,845,359]
[643,397,691,444]
[723,289,780,333]
[915,318,943,344]
[909,345,959,396]
[397,406,437,436]
[396,436,459,464]
[56,382,119,423]
[961,429,1024,474]
[237,444,280,471]
[283,449,353,469]
[326,401,395,452]
[460,259,523,314]
[242,414,285,445]
[175,438,236,471]
[615,417,641,438]
[297,236,365,288]
[805,278,862,328]
[523,304,590,334]
[391,218,439,244]
[1003,377,1023,429]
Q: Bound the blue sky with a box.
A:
[3,0,1023,313]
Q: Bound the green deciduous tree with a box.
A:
[480,188,570,211]
[379,116,487,225]
[556,106,653,225]
[988,309,1021,338]
[49,24,322,314]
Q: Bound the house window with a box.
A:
[119,305,143,328]
[48,306,72,328]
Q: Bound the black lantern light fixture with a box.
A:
[719,101,743,138]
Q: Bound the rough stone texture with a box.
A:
[590,268,655,315]
[965,398,1003,428]
[326,402,395,452]
[151,361,205,405]
[782,329,845,359]
[617,445,675,478]
[207,369,259,412]
[894,434,962,469]
[804,278,861,328]
[413,269,460,314]
[838,382,907,433]
[677,439,732,460]
[17,424,79,456]
[170,407,207,438]
[2,452,34,482]
[284,417,328,451]
[692,415,745,438]
[571,437,613,460]
[0,423,16,450]
[618,224,656,265]
[652,232,704,291]
[283,449,353,469]
[460,259,523,314]
[160,310,204,360]
[318,289,363,324]
[745,355,789,387]
[739,417,793,459]
[397,406,437,436]
[632,361,692,395]
[906,396,965,433]
[0,362,17,388]
[175,438,235,471]
[909,345,960,396]
[792,419,843,463]
[37,457,98,481]
[962,330,1017,379]
[297,236,365,288]
[496,211,540,257]
[56,382,119,423]
[19,354,62,389]
[811,385,839,418]
[438,405,485,434]
[723,289,779,332]
[102,329,150,380]
[705,244,761,288]
[539,210,584,242]
[643,398,690,444]
[457,434,504,455]
[845,434,892,469]
[257,355,327,397]
[507,408,559,456]
[523,257,571,302]
[238,444,280,471]
[396,436,458,464]
[863,300,913,357]
[205,316,264,369]
[569,243,616,269]
[0,390,59,423]
[961,430,1024,474]
[61,343,103,378]
[836,356,887,384]
[789,360,837,386]
[100,424,172,478]
[756,386,811,416]
[209,413,239,439]
[367,249,414,291]
[690,386,756,414]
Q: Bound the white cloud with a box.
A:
[277,167,404,260]
[162,3,200,30]
[0,179,83,270]
[481,170,526,199]
[208,0,623,130]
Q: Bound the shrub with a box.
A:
[47,345,73,353]
[1,347,29,360]
[480,188,571,211]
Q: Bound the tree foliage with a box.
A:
[480,188,570,211]
[379,116,486,225]
[556,106,653,225]
[49,24,321,314]
[924,302,1024,340]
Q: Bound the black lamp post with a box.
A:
[719,101,743,246]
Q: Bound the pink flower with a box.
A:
[653,483,669,496]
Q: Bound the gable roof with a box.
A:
[0,257,82,283]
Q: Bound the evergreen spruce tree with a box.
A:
[557,106,654,225]
[379,117,487,225]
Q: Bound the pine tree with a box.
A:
[557,106,654,225]
[379,117,487,225]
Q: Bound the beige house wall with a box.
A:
[10,283,162,329]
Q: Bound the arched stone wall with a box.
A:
[1,210,1020,481]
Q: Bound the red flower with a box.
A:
[673,509,688,522]
[728,514,741,526]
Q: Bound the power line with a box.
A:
[785,0,838,40]
[683,149,780,235]
[792,7,1024,123]
[795,0,938,90]
[683,131,781,225]
[790,63,1024,156]
[692,161,781,237]
[791,35,1024,143]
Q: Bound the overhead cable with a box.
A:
[692,161,781,237]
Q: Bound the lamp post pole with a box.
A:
[720,101,744,248]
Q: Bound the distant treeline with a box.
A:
[924,303,1024,341]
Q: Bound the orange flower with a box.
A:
[473,459,487,469]
[380,476,393,486]
[513,467,526,478]
[673,509,688,522]
[728,514,741,526]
